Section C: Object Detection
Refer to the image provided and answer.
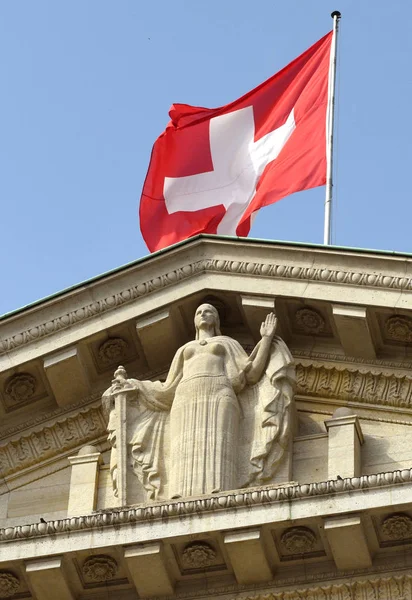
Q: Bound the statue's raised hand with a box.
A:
[260,312,277,339]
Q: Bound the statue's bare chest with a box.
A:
[183,341,226,361]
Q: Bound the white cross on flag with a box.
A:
[140,32,333,252]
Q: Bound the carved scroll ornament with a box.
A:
[103,304,295,501]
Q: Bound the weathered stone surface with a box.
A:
[103,305,295,501]
[1,238,412,599]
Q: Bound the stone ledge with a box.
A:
[1,468,411,544]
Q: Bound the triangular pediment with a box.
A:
[2,236,412,599]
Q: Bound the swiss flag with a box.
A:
[140,32,333,252]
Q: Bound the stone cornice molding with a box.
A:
[165,571,412,600]
[1,468,411,543]
[232,573,412,600]
[293,349,412,371]
[0,403,106,479]
[2,237,412,361]
[296,362,412,411]
[0,393,102,441]
[297,406,412,428]
[0,258,205,357]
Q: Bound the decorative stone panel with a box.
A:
[0,571,20,598]
[98,338,129,367]
[280,526,317,554]
[243,574,412,600]
[91,332,139,374]
[0,404,106,478]
[381,513,412,542]
[296,362,412,409]
[5,373,36,404]
[82,555,118,582]
[181,542,216,569]
[275,525,324,561]
[173,540,226,575]
[2,370,47,411]
[295,308,325,335]
[385,315,412,343]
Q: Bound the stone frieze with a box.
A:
[242,574,412,600]
[0,404,106,478]
[296,363,412,410]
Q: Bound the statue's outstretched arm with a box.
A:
[245,313,277,385]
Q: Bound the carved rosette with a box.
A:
[281,527,316,554]
[98,338,128,366]
[82,555,118,582]
[181,542,216,569]
[382,513,412,540]
[295,308,325,335]
[385,316,412,343]
[4,373,36,404]
[0,571,20,598]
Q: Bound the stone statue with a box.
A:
[103,304,295,502]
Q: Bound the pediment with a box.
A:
[2,236,412,599]
[1,235,412,487]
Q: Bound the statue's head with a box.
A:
[194,303,222,339]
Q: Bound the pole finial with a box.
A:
[331,10,341,19]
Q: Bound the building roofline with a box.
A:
[2,234,412,321]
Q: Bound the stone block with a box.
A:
[224,528,273,584]
[332,305,376,359]
[67,446,102,516]
[25,556,74,600]
[324,514,372,570]
[325,413,364,480]
[43,346,90,406]
[241,295,276,341]
[124,542,174,597]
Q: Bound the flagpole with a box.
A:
[323,10,341,245]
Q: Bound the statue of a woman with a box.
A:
[103,304,295,501]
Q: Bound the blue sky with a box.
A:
[1,1,411,315]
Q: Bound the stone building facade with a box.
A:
[0,235,411,599]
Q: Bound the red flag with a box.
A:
[140,32,333,252]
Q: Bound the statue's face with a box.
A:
[194,304,218,331]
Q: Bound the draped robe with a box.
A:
[106,335,295,500]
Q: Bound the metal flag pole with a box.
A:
[323,10,341,245]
